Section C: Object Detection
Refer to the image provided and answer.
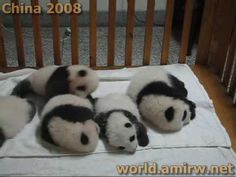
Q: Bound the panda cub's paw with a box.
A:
[40,94,99,153]
[94,93,149,153]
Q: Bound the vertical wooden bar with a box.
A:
[143,0,155,65]
[125,0,135,67]
[89,0,97,67]
[179,0,194,63]
[208,0,236,75]
[222,22,236,86]
[196,0,219,65]
[31,0,43,67]
[229,59,236,96]
[70,0,79,65]
[11,0,25,67]
[0,15,7,67]
[161,0,175,65]
[107,0,116,66]
[51,0,61,65]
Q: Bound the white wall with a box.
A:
[1,0,167,11]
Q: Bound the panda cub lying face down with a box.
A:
[12,65,99,100]
[0,96,35,146]
[95,94,149,152]
[127,68,196,132]
[40,94,99,153]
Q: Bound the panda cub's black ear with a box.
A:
[135,122,149,147]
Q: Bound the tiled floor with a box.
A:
[2,26,197,67]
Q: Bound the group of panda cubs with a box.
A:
[0,65,196,153]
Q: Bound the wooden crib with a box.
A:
[0,0,236,147]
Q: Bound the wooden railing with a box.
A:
[0,0,236,102]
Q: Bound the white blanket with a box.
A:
[0,64,235,176]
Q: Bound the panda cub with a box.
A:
[127,68,196,132]
[95,94,149,152]
[12,65,99,100]
[40,94,99,153]
[0,96,36,146]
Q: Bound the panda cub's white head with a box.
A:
[139,95,196,132]
[95,94,149,152]
[0,96,35,146]
[40,94,99,153]
[67,65,99,98]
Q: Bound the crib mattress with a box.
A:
[0,64,235,176]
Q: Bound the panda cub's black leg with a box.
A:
[0,128,5,147]
[168,74,188,98]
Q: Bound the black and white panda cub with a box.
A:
[40,94,99,153]
[127,68,196,132]
[12,65,99,101]
[0,96,36,146]
[95,94,149,152]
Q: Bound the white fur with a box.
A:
[29,65,58,95]
[127,68,171,103]
[49,117,99,153]
[67,65,99,98]
[95,93,141,152]
[0,96,34,138]
[41,94,92,118]
[28,65,99,98]
[41,94,99,153]
[95,93,140,119]
[139,95,191,131]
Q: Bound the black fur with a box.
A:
[78,70,87,77]
[41,105,93,145]
[95,109,149,147]
[0,128,5,147]
[45,66,70,100]
[81,132,89,145]
[77,86,86,91]
[11,79,33,98]
[168,74,188,98]
[182,110,187,121]
[136,81,196,121]
[26,100,36,122]
[165,107,174,122]
[129,135,135,142]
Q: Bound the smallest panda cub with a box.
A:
[0,96,36,146]
[95,94,149,152]
[127,68,196,132]
[40,94,99,153]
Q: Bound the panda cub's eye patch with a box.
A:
[77,86,86,91]
[78,70,87,77]
[118,146,125,150]
[165,107,174,122]
[129,135,135,142]
[81,132,89,145]
[124,123,132,128]
[182,110,187,121]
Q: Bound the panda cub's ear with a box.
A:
[135,122,149,147]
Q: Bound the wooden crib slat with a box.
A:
[143,0,155,65]
[229,59,236,96]
[125,0,135,67]
[107,0,116,66]
[0,15,7,67]
[196,0,219,65]
[11,0,25,67]
[51,0,61,65]
[31,0,43,67]
[161,0,175,65]
[179,0,194,63]
[89,0,97,67]
[222,22,236,86]
[208,0,236,75]
[70,0,79,65]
